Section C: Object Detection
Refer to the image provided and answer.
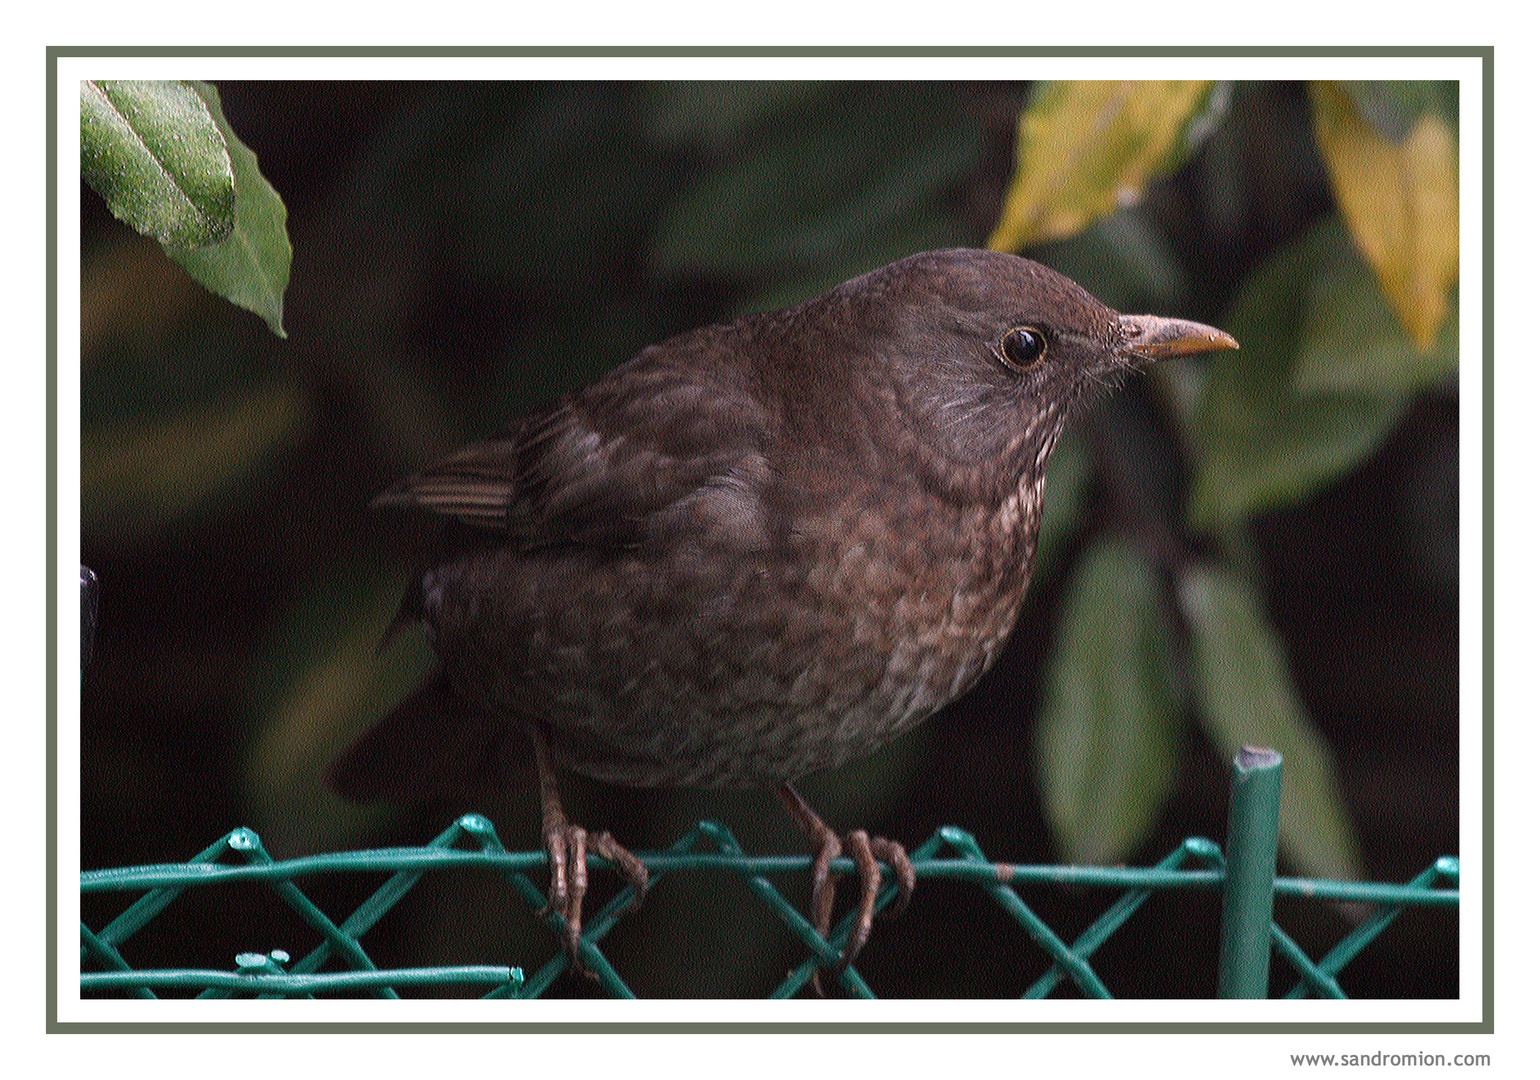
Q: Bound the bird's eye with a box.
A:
[998,326,1048,370]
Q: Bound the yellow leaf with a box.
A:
[1309,81,1459,352]
[988,80,1214,252]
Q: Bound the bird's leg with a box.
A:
[528,723,649,975]
[776,782,916,993]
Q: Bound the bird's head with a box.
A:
[835,248,1238,478]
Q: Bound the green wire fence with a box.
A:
[79,748,1458,999]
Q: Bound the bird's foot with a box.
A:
[539,819,649,976]
[778,784,916,995]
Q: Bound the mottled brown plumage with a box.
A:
[326,248,1237,984]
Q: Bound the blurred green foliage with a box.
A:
[79,78,1460,998]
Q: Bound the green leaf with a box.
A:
[1309,81,1458,352]
[989,80,1221,252]
[643,81,829,145]
[1032,430,1092,580]
[1339,80,1458,141]
[80,80,235,248]
[1038,206,1190,316]
[166,82,291,337]
[729,210,972,317]
[1188,218,1409,530]
[651,84,982,281]
[1036,539,1180,864]
[459,83,682,297]
[1294,250,1458,395]
[1180,564,1362,880]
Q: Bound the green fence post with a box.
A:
[1217,747,1283,998]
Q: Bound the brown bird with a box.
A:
[326,248,1237,986]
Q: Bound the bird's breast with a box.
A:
[637,466,1050,784]
[794,469,1046,716]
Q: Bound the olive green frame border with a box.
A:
[47,45,1495,1034]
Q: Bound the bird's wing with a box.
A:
[373,345,775,551]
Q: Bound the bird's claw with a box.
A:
[869,836,916,921]
[532,722,648,977]
[807,828,914,993]
[541,820,649,978]
[778,782,914,995]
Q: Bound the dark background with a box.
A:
[79,80,1458,998]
